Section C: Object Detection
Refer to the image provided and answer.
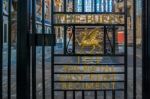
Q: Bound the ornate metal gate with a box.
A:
[51,0,137,99]
[0,0,140,99]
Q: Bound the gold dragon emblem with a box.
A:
[76,28,103,54]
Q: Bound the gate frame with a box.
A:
[17,0,31,99]
[142,0,150,99]
[13,0,150,99]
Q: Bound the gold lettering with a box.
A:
[59,75,65,81]
[83,66,89,71]
[62,83,67,89]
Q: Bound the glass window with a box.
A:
[108,0,113,12]
[96,0,100,12]
[101,0,104,12]
[75,0,113,12]
[85,0,94,12]
[75,0,82,12]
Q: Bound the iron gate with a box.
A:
[0,0,140,99]
[51,0,137,99]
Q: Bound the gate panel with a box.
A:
[0,0,143,99]
[51,0,130,99]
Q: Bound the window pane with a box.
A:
[75,0,82,12]
[84,0,94,12]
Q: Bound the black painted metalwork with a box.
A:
[124,0,128,98]
[17,0,30,99]
[142,0,150,99]
[32,0,37,98]
[8,0,12,98]
[42,0,46,98]
[51,0,130,99]
[51,0,55,99]
[0,0,3,99]
[133,0,137,99]
[0,0,143,99]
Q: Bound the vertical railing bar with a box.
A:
[104,91,106,99]
[8,0,12,98]
[64,0,66,12]
[99,0,101,12]
[42,0,45,99]
[32,0,37,98]
[82,0,84,12]
[104,26,106,54]
[124,0,128,98]
[64,91,67,99]
[0,0,3,98]
[64,26,67,54]
[112,0,114,12]
[95,91,97,99]
[106,28,113,51]
[51,0,54,98]
[73,26,75,54]
[73,0,75,12]
[104,0,106,12]
[113,26,116,54]
[29,1,31,99]
[108,0,109,12]
[133,0,137,98]
[94,0,97,12]
[17,0,31,98]
[73,91,75,99]
[82,91,84,99]
[112,91,115,99]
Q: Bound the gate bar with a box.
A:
[124,0,128,98]
[64,26,67,54]
[95,91,97,99]
[54,63,125,65]
[112,91,115,99]
[32,0,37,98]
[82,91,84,99]
[0,0,3,98]
[142,0,150,98]
[133,0,137,98]
[104,26,106,54]
[54,54,124,56]
[82,0,84,12]
[64,91,67,99]
[73,91,75,99]
[8,0,12,98]
[51,0,55,99]
[42,0,46,98]
[73,26,75,54]
[17,0,30,98]
[104,91,106,99]
[112,26,116,54]
[54,89,124,91]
